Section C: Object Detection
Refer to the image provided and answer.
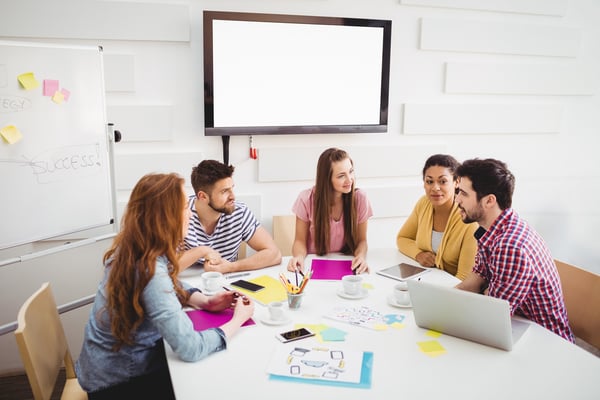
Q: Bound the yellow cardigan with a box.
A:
[396,195,478,280]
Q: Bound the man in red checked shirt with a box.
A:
[454,158,574,342]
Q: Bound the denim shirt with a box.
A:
[76,256,227,393]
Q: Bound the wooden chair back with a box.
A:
[14,282,87,400]
[273,215,296,257]
[555,259,600,350]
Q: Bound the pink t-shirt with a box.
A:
[292,187,373,254]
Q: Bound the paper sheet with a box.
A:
[310,259,353,280]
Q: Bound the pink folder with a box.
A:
[186,308,255,331]
[310,259,353,280]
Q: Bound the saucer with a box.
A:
[260,315,291,326]
[387,295,412,308]
[337,288,368,300]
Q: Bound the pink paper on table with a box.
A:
[310,259,353,280]
[186,308,255,331]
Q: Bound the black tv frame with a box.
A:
[203,11,392,137]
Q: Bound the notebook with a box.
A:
[407,280,529,351]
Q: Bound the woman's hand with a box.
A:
[351,256,369,274]
[198,291,236,312]
[415,251,436,267]
[287,256,305,272]
[231,294,254,323]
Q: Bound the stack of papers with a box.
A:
[230,275,287,305]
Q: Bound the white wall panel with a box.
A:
[107,105,173,142]
[404,103,563,134]
[445,62,596,95]
[400,0,568,16]
[258,144,446,182]
[365,185,423,218]
[0,0,190,41]
[114,151,201,190]
[421,18,580,57]
[104,54,135,92]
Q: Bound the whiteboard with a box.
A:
[0,41,114,249]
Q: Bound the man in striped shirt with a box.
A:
[180,160,281,273]
[455,158,574,342]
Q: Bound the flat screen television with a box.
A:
[203,11,392,136]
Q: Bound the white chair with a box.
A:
[14,282,87,400]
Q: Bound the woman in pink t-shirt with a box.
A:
[287,148,373,274]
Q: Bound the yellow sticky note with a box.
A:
[362,282,374,290]
[373,324,388,331]
[17,72,40,90]
[390,322,405,329]
[0,125,23,144]
[417,340,447,357]
[52,90,65,104]
[426,329,443,338]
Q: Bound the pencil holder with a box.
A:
[287,292,304,310]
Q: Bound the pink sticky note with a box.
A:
[60,88,71,101]
[43,79,59,96]
[310,259,353,280]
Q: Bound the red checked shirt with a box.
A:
[473,208,574,342]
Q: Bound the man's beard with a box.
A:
[208,199,234,215]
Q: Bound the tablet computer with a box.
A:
[376,262,430,281]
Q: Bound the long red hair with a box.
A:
[103,173,188,349]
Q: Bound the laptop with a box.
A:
[407,280,529,351]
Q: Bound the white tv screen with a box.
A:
[203,11,391,136]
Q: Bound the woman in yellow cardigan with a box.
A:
[396,154,477,280]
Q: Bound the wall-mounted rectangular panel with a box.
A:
[400,0,568,16]
[114,151,201,190]
[365,185,423,218]
[258,144,445,182]
[104,54,135,92]
[107,105,173,142]
[404,103,563,134]
[421,18,580,58]
[445,62,595,95]
[0,0,190,42]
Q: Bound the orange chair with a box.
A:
[555,259,600,353]
[273,215,296,257]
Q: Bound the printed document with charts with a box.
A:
[267,341,373,388]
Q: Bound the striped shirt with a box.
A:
[473,208,574,342]
[183,196,259,266]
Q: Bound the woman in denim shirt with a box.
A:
[76,173,254,399]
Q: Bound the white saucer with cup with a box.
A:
[337,274,367,299]
[261,301,290,325]
[201,271,224,294]
[389,281,411,307]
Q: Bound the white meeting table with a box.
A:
[167,249,600,400]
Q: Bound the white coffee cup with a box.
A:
[202,271,223,293]
[268,301,285,321]
[393,283,410,305]
[342,275,363,296]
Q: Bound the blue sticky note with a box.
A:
[319,327,347,341]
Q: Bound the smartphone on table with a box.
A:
[230,279,265,292]
[276,327,315,343]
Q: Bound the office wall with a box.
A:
[1,0,599,374]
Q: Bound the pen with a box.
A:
[226,272,250,280]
